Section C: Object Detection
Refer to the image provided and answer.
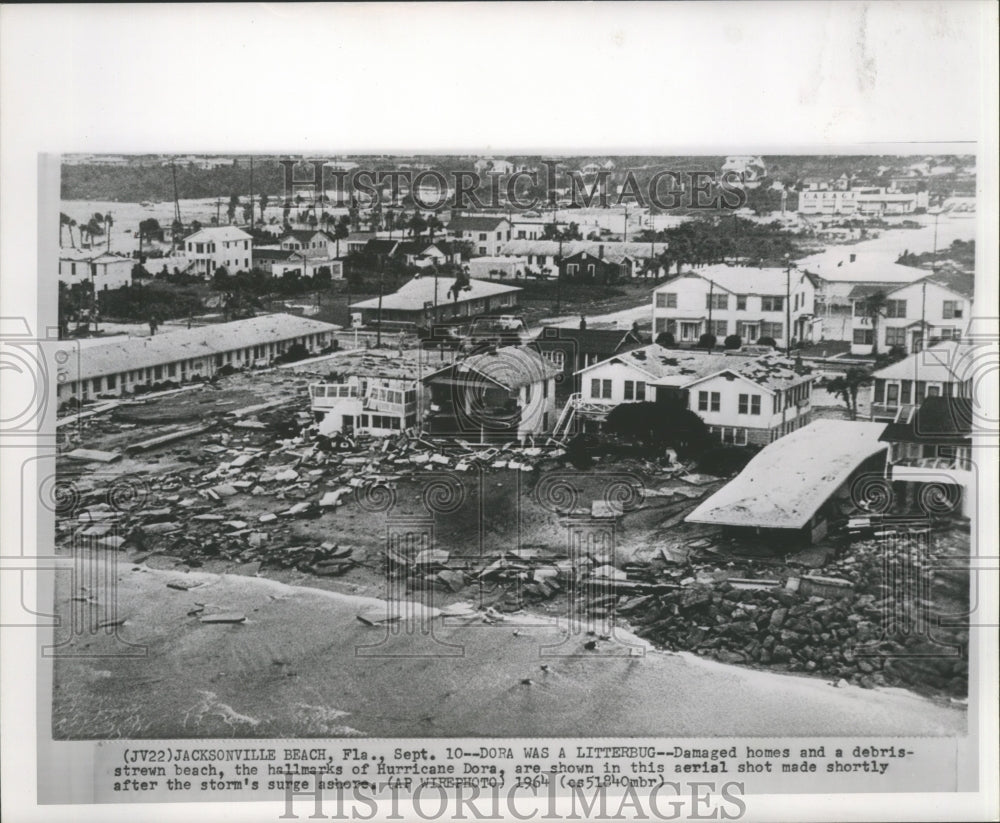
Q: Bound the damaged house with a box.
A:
[563,344,813,445]
[423,345,559,443]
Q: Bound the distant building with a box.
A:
[349,275,521,328]
[848,271,973,355]
[423,345,559,443]
[277,230,340,259]
[499,240,668,279]
[869,340,974,423]
[447,216,512,257]
[56,313,339,404]
[651,265,820,348]
[685,420,889,545]
[59,251,134,292]
[252,248,344,279]
[798,186,928,215]
[182,226,253,276]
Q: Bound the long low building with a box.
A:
[685,419,889,545]
[57,313,340,404]
[350,275,521,328]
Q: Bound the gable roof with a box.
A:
[500,240,668,261]
[576,344,810,392]
[894,270,975,300]
[685,420,889,530]
[656,265,816,296]
[350,275,521,312]
[361,239,401,255]
[534,327,644,355]
[279,229,333,244]
[448,216,510,232]
[184,226,252,243]
[796,249,927,284]
[870,340,973,382]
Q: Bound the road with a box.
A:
[52,561,966,739]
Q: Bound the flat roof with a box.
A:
[351,275,520,312]
[685,420,888,530]
[871,340,972,382]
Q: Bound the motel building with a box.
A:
[56,314,339,406]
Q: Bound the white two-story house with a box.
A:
[651,266,820,348]
[183,226,253,277]
[447,216,512,257]
[869,340,975,423]
[849,271,973,355]
[573,344,813,446]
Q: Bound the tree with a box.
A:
[757,336,777,348]
[408,213,427,238]
[259,192,269,223]
[604,402,711,458]
[698,333,717,350]
[104,212,114,250]
[862,290,888,356]
[426,214,443,240]
[334,216,350,257]
[825,367,872,421]
[227,194,239,224]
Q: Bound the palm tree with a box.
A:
[67,217,78,249]
[864,290,888,356]
[104,213,114,251]
[408,213,427,238]
[426,215,443,241]
[259,192,269,224]
[334,217,350,258]
[59,213,71,248]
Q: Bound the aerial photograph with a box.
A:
[51,152,976,738]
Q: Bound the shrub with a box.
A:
[724,334,742,350]
[697,444,757,476]
[698,333,717,350]
[757,336,777,348]
[655,331,675,347]
[273,343,311,365]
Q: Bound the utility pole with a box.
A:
[623,203,629,243]
[556,233,563,313]
[707,278,714,345]
[249,156,254,228]
[785,255,792,355]
[376,259,384,347]
[216,198,222,226]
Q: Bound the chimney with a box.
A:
[849,253,856,263]
[599,243,605,259]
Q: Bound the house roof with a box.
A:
[685,420,889,530]
[59,313,341,383]
[184,226,253,243]
[575,344,810,392]
[424,345,559,390]
[796,250,927,284]
[501,240,668,261]
[906,270,975,300]
[279,229,333,244]
[870,341,973,382]
[534,327,644,355]
[59,250,132,264]
[448,216,510,232]
[655,265,816,296]
[350,275,521,312]
[253,248,296,261]
[880,397,973,445]
[362,239,400,255]
[847,283,897,300]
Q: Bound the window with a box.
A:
[942,300,963,319]
[591,378,612,399]
[478,246,487,255]
[927,384,941,397]
[567,264,578,276]
[738,394,749,414]
[656,292,678,309]
[624,381,635,401]
[106,374,116,390]
[496,231,502,240]
[478,233,487,241]
[750,395,761,415]
[854,300,868,317]
[884,327,906,347]
[761,295,784,312]
[885,299,907,318]
[900,380,912,404]
[711,320,728,337]
[761,322,783,340]
[736,295,747,311]
[706,293,728,310]
[698,391,709,411]
[543,350,566,369]
[853,328,874,345]
[886,383,899,404]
